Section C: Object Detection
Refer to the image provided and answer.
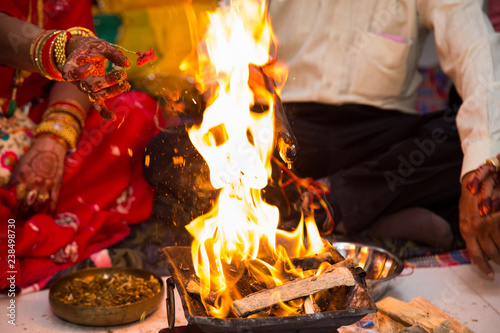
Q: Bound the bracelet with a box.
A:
[67,27,96,38]
[54,27,96,66]
[54,31,70,66]
[43,32,64,80]
[30,30,64,81]
[34,120,79,150]
[43,112,82,136]
[45,100,87,129]
[30,30,51,76]
[30,27,96,80]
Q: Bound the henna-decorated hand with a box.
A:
[460,160,500,277]
[60,35,132,120]
[12,136,67,217]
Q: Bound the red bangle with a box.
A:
[46,100,87,128]
[41,33,63,81]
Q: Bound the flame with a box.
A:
[182,0,329,318]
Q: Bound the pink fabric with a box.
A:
[375,32,405,44]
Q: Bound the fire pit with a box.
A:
[163,246,377,333]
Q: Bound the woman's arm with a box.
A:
[0,12,131,120]
[0,12,43,71]
[14,81,91,214]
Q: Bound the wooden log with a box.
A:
[186,279,217,306]
[303,296,321,314]
[323,257,359,273]
[401,325,429,333]
[232,266,355,317]
[410,297,473,333]
[373,312,407,332]
[376,297,452,333]
[291,252,335,270]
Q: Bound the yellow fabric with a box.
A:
[112,1,217,86]
[97,0,215,13]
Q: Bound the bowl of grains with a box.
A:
[49,267,164,326]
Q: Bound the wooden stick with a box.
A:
[373,312,407,333]
[410,297,473,333]
[323,257,359,273]
[232,266,355,317]
[376,297,452,333]
[186,279,217,306]
[291,252,335,270]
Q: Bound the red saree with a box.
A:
[0,0,158,291]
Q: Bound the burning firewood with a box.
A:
[186,279,218,307]
[291,252,336,270]
[303,296,321,314]
[232,266,355,317]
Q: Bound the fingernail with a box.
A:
[113,71,126,80]
[467,178,481,195]
[121,81,131,92]
[100,107,117,121]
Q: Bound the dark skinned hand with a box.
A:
[460,163,500,277]
[12,136,67,217]
[59,35,132,121]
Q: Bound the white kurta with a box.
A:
[269,0,500,178]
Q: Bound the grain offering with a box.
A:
[52,271,161,307]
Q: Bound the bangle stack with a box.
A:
[30,27,96,80]
[34,100,87,151]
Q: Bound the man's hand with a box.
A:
[460,171,500,277]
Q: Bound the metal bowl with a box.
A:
[49,267,164,326]
[332,242,404,301]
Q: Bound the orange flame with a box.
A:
[182,0,328,318]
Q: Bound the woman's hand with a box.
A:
[61,36,132,120]
[460,160,500,277]
[13,136,67,216]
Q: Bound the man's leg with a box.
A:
[286,103,463,241]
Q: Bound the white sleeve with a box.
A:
[418,0,500,179]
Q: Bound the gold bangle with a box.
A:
[54,31,68,66]
[43,112,82,135]
[44,101,86,129]
[30,30,52,74]
[67,27,96,37]
[48,34,64,80]
[34,120,79,150]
